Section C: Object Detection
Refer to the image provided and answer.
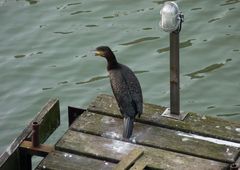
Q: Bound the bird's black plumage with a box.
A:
[95,46,143,139]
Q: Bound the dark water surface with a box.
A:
[0,0,240,154]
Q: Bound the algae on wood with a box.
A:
[71,111,239,163]
[55,130,228,170]
[36,151,115,170]
[88,94,240,143]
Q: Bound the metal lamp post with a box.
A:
[159,2,188,120]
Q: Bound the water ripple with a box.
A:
[191,8,202,11]
[25,0,38,5]
[85,25,98,27]
[142,27,152,30]
[76,75,109,85]
[217,113,240,117]
[58,81,69,85]
[54,31,73,34]
[120,37,160,46]
[220,0,240,6]
[76,70,148,85]
[14,55,26,59]
[67,2,81,6]
[152,0,175,5]
[185,59,232,79]
[208,18,221,23]
[70,10,91,15]
[42,87,53,91]
[103,15,118,19]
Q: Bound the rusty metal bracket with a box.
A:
[162,108,188,120]
[68,106,86,126]
[20,141,54,157]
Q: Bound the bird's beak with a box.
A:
[94,50,104,57]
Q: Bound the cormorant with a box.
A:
[95,46,143,139]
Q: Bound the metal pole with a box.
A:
[170,31,180,115]
[32,121,40,147]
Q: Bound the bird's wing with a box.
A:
[120,64,143,116]
[109,64,143,117]
[109,69,137,118]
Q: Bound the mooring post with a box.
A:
[170,31,180,115]
[32,121,40,147]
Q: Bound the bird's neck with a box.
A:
[106,55,119,70]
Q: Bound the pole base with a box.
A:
[162,108,188,120]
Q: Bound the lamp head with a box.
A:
[159,1,184,33]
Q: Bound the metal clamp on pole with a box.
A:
[159,1,188,120]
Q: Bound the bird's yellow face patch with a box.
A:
[95,50,105,57]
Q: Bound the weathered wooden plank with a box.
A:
[0,98,60,170]
[70,111,239,163]
[88,94,240,143]
[34,99,60,143]
[55,130,228,170]
[114,149,143,170]
[36,150,115,170]
[129,160,147,170]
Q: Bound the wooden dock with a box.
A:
[0,94,240,170]
[35,94,240,170]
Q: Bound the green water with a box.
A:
[0,0,240,154]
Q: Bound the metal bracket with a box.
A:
[162,108,188,120]
[20,140,54,157]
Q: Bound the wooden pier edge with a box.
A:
[0,98,60,170]
[70,111,239,163]
[35,94,240,170]
[88,94,240,143]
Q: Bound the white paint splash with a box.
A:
[102,131,121,139]
[64,153,73,158]
[177,132,240,148]
[181,137,189,142]
[225,126,232,130]
[101,117,116,124]
[130,136,136,143]
[235,128,240,132]
[104,140,133,154]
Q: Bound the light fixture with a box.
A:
[159,1,187,120]
[159,1,184,33]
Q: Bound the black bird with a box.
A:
[95,46,143,139]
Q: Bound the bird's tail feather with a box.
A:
[123,117,134,139]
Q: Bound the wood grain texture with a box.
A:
[70,111,239,163]
[88,94,240,143]
[55,130,228,170]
